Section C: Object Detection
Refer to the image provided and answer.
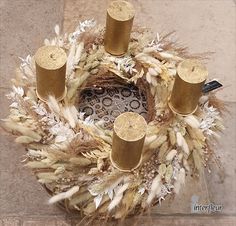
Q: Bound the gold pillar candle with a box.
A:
[111,112,147,171]
[169,59,208,115]
[35,46,67,102]
[104,0,135,56]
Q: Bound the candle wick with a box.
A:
[192,66,195,72]
[50,53,56,60]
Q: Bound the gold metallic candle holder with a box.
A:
[169,59,208,116]
[35,46,67,102]
[104,0,135,56]
[111,112,147,172]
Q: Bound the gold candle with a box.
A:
[104,0,135,56]
[111,112,147,171]
[35,46,67,102]
[169,59,208,115]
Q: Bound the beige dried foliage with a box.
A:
[25,161,50,169]
[187,126,205,141]
[168,130,176,146]
[114,189,135,219]
[185,136,194,151]
[69,191,92,206]
[4,121,41,141]
[37,172,58,183]
[69,157,92,166]
[192,149,202,171]
[165,164,173,183]
[88,172,124,195]
[149,135,167,149]
[15,136,36,144]
[158,141,169,160]
[158,164,167,177]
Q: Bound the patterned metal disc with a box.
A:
[77,84,148,129]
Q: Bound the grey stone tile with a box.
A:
[1,217,20,226]
[0,0,64,218]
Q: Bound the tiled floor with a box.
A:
[0,0,235,225]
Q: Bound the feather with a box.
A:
[69,106,79,123]
[149,135,167,149]
[44,38,50,46]
[69,157,91,166]
[181,136,190,155]
[15,136,35,144]
[48,186,80,204]
[62,107,76,128]
[54,24,60,36]
[4,121,41,141]
[108,183,129,211]
[146,175,161,205]
[184,115,200,128]
[159,52,174,59]
[66,43,76,75]
[47,96,60,115]
[69,191,92,206]
[148,67,158,76]
[74,42,84,65]
[151,76,158,86]
[25,161,49,168]
[176,132,183,147]
[166,149,177,162]
[144,135,157,146]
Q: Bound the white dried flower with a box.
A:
[148,32,163,51]
[54,24,60,36]
[69,19,96,43]
[48,186,79,204]
[200,102,222,136]
[184,115,200,128]
[108,183,129,211]
[94,193,103,209]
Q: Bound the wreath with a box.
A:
[3,20,225,222]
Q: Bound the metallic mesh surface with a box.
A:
[77,84,148,129]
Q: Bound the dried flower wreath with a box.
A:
[3,20,225,221]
